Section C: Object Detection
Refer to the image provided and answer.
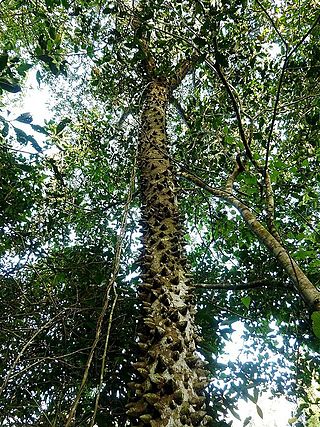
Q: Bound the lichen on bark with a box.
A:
[126,80,211,426]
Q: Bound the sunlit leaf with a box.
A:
[311,312,320,339]
[241,296,251,309]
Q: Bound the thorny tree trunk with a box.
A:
[126,80,211,426]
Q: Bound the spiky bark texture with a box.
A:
[126,80,211,426]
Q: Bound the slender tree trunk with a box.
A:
[126,79,211,426]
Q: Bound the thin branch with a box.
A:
[225,153,247,193]
[255,0,288,48]
[65,142,138,427]
[214,304,255,322]
[90,286,118,427]
[0,309,68,397]
[264,55,288,177]
[170,95,193,128]
[206,58,253,163]
[289,14,320,57]
[195,279,272,290]
[264,170,281,242]
[264,13,320,177]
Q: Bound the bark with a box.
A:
[126,81,211,426]
[181,171,320,312]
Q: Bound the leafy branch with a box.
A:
[180,169,320,312]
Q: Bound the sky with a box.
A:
[220,322,296,427]
[19,70,51,125]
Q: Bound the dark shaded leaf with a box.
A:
[17,62,33,76]
[56,118,71,134]
[31,124,49,135]
[0,79,21,93]
[28,135,43,153]
[13,126,29,144]
[0,54,8,72]
[38,54,53,64]
[15,112,33,124]
[256,404,263,419]
[1,122,9,137]
[216,52,229,68]
[48,61,59,75]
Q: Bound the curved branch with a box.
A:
[194,279,274,290]
[180,170,320,312]
[255,0,288,48]
[205,58,253,163]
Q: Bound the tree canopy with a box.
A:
[0,0,320,426]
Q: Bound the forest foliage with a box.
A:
[0,0,320,426]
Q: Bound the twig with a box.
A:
[0,309,67,397]
[255,0,288,48]
[206,58,253,163]
[90,286,118,427]
[264,13,320,177]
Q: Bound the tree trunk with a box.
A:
[126,79,211,426]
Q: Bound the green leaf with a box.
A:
[243,417,252,427]
[36,70,42,86]
[0,54,8,72]
[28,135,43,153]
[13,126,29,145]
[256,404,263,419]
[0,79,21,93]
[1,122,9,137]
[56,118,71,134]
[87,45,94,58]
[31,124,49,135]
[15,112,33,124]
[311,312,320,339]
[241,296,251,309]
[17,62,33,76]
